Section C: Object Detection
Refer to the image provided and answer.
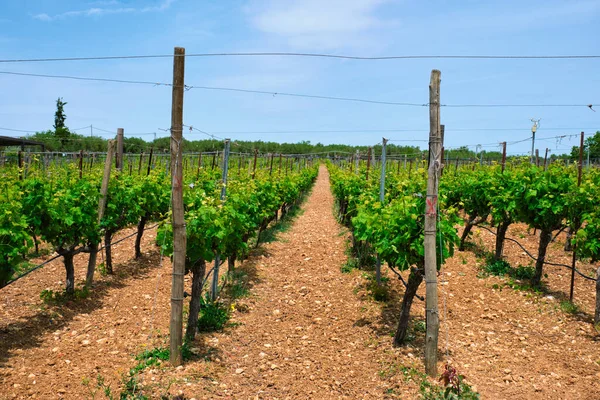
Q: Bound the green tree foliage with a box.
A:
[53,97,70,142]
[571,131,600,161]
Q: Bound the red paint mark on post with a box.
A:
[426,196,437,216]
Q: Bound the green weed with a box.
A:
[198,294,230,332]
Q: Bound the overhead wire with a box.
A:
[1,70,597,109]
[1,52,600,63]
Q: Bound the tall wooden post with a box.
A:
[278,153,282,174]
[17,151,22,181]
[569,132,585,301]
[252,149,258,179]
[440,125,445,175]
[535,149,540,167]
[138,152,144,175]
[501,142,507,173]
[79,150,84,179]
[595,267,600,326]
[146,147,154,176]
[355,150,360,175]
[87,140,115,287]
[211,139,231,300]
[366,147,372,180]
[269,153,274,176]
[543,148,549,171]
[424,69,442,377]
[375,138,388,285]
[116,128,124,171]
[169,46,186,367]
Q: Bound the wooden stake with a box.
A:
[116,128,124,171]
[424,70,441,377]
[595,267,600,326]
[86,140,115,287]
[366,147,372,180]
[147,147,154,176]
[269,153,274,176]
[279,153,282,174]
[17,151,22,181]
[169,46,186,367]
[252,149,258,179]
[138,152,144,175]
[543,148,549,171]
[501,142,507,173]
[79,150,84,179]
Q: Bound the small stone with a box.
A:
[28,374,35,379]
[235,368,244,374]
[81,340,90,346]
[271,364,278,370]
[52,347,59,352]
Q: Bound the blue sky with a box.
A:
[0,0,598,155]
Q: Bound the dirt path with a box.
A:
[200,165,411,398]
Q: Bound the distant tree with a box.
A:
[53,98,67,130]
[53,98,70,144]
[571,131,600,161]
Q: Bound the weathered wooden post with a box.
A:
[86,140,115,287]
[424,69,442,377]
[211,139,231,301]
[169,46,186,367]
[116,128,124,171]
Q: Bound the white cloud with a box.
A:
[33,0,175,21]
[247,0,395,50]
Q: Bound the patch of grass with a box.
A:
[482,260,511,276]
[512,265,535,280]
[198,294,230,332]
[413,320,426,333]
[226,270,249,299]
[363,273,390,302]
[341,258,359,273]
[97,262,108,277]
[396,365,480,400]
[40,286,90,305]
[559,300,579,314]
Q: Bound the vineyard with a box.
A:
[0,43,599,398]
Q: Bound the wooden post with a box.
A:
[169,46,186,367]
[543,148,549,171]
[440,125,445,175]
[535,149,540,167]
[375,138,388,286]
[501,142,507,173]
[568,132,586,301]
[138,152,144,175]
[595,267,600,326]
[17,151,22,181]
[269,153,274,176]
[366,147,372,180]
[79,150,84,179]
[211,152,217,170]
[424,69,441,377]
[196,152,202,179]
[278,153,283,174]
[86,140,115,287]
[211,139,231,300]
[146,147,154,176]
[116,128,124,171]
[252,149,258,179]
